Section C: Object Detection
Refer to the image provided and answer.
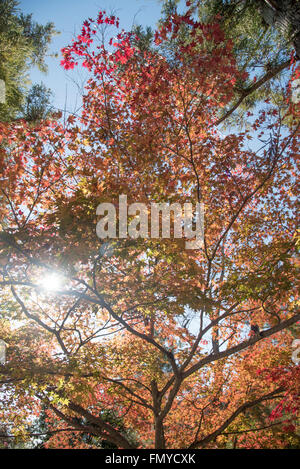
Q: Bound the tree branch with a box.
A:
[215,59,291,126]
[189,387,284,448]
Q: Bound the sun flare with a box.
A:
[38,272,64,292]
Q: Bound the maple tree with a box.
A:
[0,4,299,449]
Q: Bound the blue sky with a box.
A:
[18,0,175,113]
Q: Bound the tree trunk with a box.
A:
[154,416,166,449]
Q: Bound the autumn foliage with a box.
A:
[0,4,299,449]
